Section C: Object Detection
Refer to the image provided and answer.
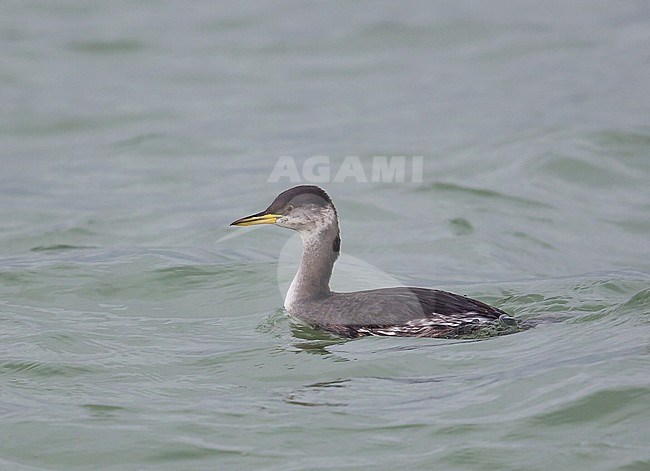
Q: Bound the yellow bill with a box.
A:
[230,212,282,227]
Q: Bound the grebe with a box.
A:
[231,185,515,338]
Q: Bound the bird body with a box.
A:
[289,287,507,337]
[231,185,515,338]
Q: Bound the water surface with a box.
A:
[1,1,650,469]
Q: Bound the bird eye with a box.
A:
[285,205,294,214]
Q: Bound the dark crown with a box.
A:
[267,185,334,212]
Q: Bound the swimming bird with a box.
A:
[230,185,515,338]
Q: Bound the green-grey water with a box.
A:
[2,1,650,469]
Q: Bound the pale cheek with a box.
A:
[278,217,306,230]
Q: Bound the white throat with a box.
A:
[283,208,339,311]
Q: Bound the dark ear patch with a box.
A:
[333,233,341,253]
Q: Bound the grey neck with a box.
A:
[285,218,340,308]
